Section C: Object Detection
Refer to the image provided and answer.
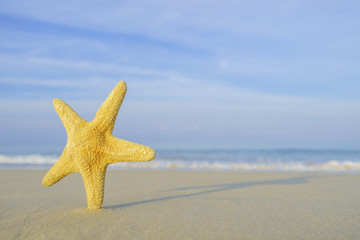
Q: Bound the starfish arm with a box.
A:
[53,98,87,134]
[92,81,126,133]
[42,146,77,187]
[92,81,127,133]
[104,136,156,164]
[80,165,108,209]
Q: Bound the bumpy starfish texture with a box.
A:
[42,81,155,209]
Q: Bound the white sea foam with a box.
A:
[1,154,360,172]
[0,154,58,165]
[111,160,360,172]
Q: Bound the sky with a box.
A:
[0,0,360,152]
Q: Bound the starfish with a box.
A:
[42,81,156,209]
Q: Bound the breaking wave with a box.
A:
[1,151,360,172]
[110,159,360,172]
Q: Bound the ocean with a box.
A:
[1,148,360,172]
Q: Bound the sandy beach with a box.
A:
[1,170,359,239]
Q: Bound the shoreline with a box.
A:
[2,148,360,172]
[1,170,360,239]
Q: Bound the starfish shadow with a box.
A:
[105,176,310,209]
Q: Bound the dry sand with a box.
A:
[1,170,359,239]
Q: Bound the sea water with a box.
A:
[1,148,360,172]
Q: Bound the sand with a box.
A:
[1,170,359,239]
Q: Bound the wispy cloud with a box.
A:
[2,0,360,49]
[0,54,172,76]
[217,56,360,81]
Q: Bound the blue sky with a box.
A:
[0,0,359,152]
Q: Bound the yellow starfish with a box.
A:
[42,81,156,209]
